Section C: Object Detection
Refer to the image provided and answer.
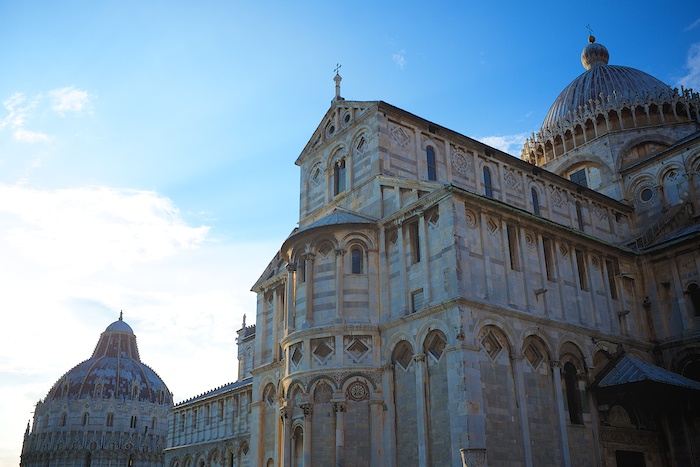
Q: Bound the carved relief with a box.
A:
[465,209,478,229]
[391,125,411,147]
[346,381,370,402]
[504,171,520,190]
[550,188,565,208]
[452,151,472,174]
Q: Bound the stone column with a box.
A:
[281,407,292,467]
[413,353,429,466]
[550,361,571,467]
[369,400,383,466]
[334,402,346,467]
[286,263,297,332]
[273,287,280,358]
[303,253,315,325]
[301,404,313,466]
[511,354,533,467]
[395,221,408,314]
[460,343,488,467]
[335,249,345,319]
[418,212,431,303]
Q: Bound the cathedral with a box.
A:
[163,35,700,467]
[21,314,173,466]
[24,34,700,467]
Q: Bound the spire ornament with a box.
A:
[333,63,344,101]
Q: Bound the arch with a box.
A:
[558,340,587,372]
[340,372,379,391]
[351,127,372,156]
[285,380,306,400]
[686,282,700,316]
[415,319,451,352]
[521,334,551,371]
[311,379,335,404]
[262,383,277,406]
[472,315,517,351]
[476,324,512,361]
[423,329,448,362]
[391,340,415,370]
[656,161,686,186]
[426,145,437,181]
[617,134,674,171]
[309,235,339,255]
[340,231,376,251]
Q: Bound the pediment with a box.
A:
[296,100,378,165]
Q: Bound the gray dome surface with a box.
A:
[47,316,170,404]
[542,38,672,131]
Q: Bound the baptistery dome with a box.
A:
[21,314,172,467]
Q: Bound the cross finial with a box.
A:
[586,24,593,36]
[119,310,123,321]
[334,63,342,75]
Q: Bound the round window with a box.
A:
[640,187,654,202]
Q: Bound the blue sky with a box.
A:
[1,1,699,464]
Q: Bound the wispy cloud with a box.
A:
[477,133,529,156]
[0,184,209,272]
[393,50,407,70]
[685,18,700,31]
[1,86,92,143]
[677,43,700,90]
[49,86,92,116]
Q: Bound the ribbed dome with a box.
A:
[542,37,672,131]
[46,316,170,404]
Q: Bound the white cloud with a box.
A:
[677,43,700,90]
[0,184,209,273]
[14,128,51,143]
[478,132,529,156]
[685,18,700,31]
[393,50,406,69]
[49,86,92,115]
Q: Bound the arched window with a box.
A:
[483,167,493,198]
[688,283,700,316]
[351,247,363,274]
[531,188,540,216]
[334,159,346,195]
[106,413,114,427]
[564,362,583,424]
[426,146,436,181]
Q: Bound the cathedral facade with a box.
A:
[165,37,700,467]
[21,315,173,467]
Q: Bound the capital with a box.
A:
[412,353,426,363]
[335,248,345,256]
[286,263,297,272]
[333,401,346,413]
[300,403,314,417]
[302,253,316,262]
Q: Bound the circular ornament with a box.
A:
[346,381,369,402]
[452,152,470,174]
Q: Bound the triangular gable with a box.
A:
[296,100,379,165]
[593,353,700,391]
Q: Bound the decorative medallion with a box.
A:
[465,208,478,229]
[346,381,369,402]
[452,151,471,175]
[591,256,600,270]
[325,121,336,139]
[341,111,352,128]
[592,204,606,221]
[355,135,367,154]
[486,218,498,234]
[310,164,323,186]
[559,245,569,256]
[525,233,535,249]
[391,125,411,147]
[481,330,503,360]
[667,170,678,181]
[551,188,565,208]
[504,171,520,190]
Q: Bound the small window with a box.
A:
[334,159,346,195]
[130,415,137,429]
[531,188,540,216]
[179,414,185,432]
[151,417,157,430]
[542,237,555,281]
[688,283,700,316]
[82,413,89,426]
[507,225,519,271]
[351,248,363,274]
[106,413,114,427]
[411,289,424,313]
[605,259,618,300]
[640,187,654,202]
[576,201,584,231]
[61,412,67,427]
[564,362,583,424]
[570,168,588,188]
[427,146,437,181]
[193,410,197,429]
[483,167,493,198]
[575,249,588,291]
[408,221,421,263]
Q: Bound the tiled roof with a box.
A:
[594,354,700,391]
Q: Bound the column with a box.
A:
[512,354,533,467]
[550,361,571,467]
[418,212,431,303]
[459,343,488,467]
[301,404,313,466]
[272,287,280,360]
[281,407,292,467]
[378,227,390,322]
[334,402,346,467]
[413,353,429,466]
[286,263,297,332]
[395,221,408,314]
[303,253,315,325]
[335,249,345,319]
[369,400,383,466]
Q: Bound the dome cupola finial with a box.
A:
[581,26,609,70]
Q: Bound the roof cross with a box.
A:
[334,63,342,75]
[586,24,593,36]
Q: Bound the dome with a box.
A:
[46,315,170,404]
[541,36,672,131]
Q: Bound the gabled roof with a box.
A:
[593,353,700,391]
